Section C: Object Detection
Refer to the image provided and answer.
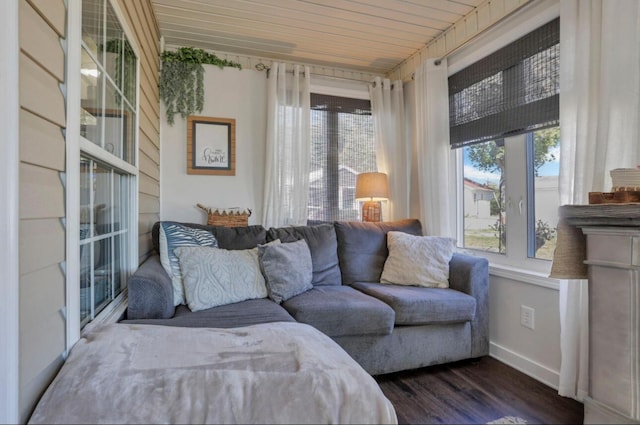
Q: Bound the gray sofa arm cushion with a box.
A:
[127,255,175,320]
[449,253,489,357]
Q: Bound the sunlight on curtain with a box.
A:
[369,77,409,221]
[414,59,454,237]
[262,63,311,227]
[558,0,640,399]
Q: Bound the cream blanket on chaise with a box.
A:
[29,322,397,424]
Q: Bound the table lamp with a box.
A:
[355,172,389,222]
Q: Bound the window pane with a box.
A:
[80,158,92,240]
[530,127,560,260]
[80,241,92,324]
[114,234,126,293]
[309,94,375,222]
[462,140,506,254]
[103,79,123,158]
[122,37,136,106]
[80,48,103,146]
[123,103,136,164]
[93,237,112,315]
[93,163,112,236]
[113,173,123,232]
[104,2,124,88]
[81,0,103,64]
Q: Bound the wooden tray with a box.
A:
[589,191,640,204]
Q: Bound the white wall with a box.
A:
[161,65,268,225]
[489,275,561,388]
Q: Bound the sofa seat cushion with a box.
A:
[281,286,395,337]
[351,282,476,326]
[122,298,296,328]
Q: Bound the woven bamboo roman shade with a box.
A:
[448,18,560,149]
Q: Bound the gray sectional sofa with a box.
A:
[122,219,489,375]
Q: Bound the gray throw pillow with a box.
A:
[267,224,342,286]
[259,239,313,304]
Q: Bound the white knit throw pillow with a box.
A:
[380,231,455,288]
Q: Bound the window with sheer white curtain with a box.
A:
[308,93,376,222]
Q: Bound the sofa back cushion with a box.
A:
[267,224,342,286]
[152,222,267,252]
[334,219,423,286]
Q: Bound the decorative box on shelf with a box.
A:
[589,190,640,204]
[591,168,640,203]
[197,203,251,227]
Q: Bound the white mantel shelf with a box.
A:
[560,204,640,227]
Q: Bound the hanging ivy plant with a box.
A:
[159,47,242,125]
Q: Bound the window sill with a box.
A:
[488,263,561,290]
[80,289,128,337]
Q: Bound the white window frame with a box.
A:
[67,0,140,349]
[0,0,20,421]
[449,0,560,276]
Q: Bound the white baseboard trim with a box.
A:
[490,341,560,390]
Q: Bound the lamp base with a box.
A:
[362,201,382,222]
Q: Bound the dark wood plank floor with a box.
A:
[375,356,583,424]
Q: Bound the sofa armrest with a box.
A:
[449,253,489,357]
[126,255,175,320]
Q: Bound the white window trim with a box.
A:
[489,263,561,291]
[310,75,371,100]
[66,0,82,353]
[0,0,20,421]
[67,0,141,351]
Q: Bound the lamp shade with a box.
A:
[355,172,389,200]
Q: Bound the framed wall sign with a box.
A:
[187,116,236,175]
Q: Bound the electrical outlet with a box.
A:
[521,305,535,330]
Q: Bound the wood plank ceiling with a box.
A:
[150,0,485,75]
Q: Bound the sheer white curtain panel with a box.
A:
[262,63,311,228]
[558,0,640,399]
[369,77,409,221]
[413,58,455,237]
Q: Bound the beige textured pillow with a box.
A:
[380,231,455,288]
